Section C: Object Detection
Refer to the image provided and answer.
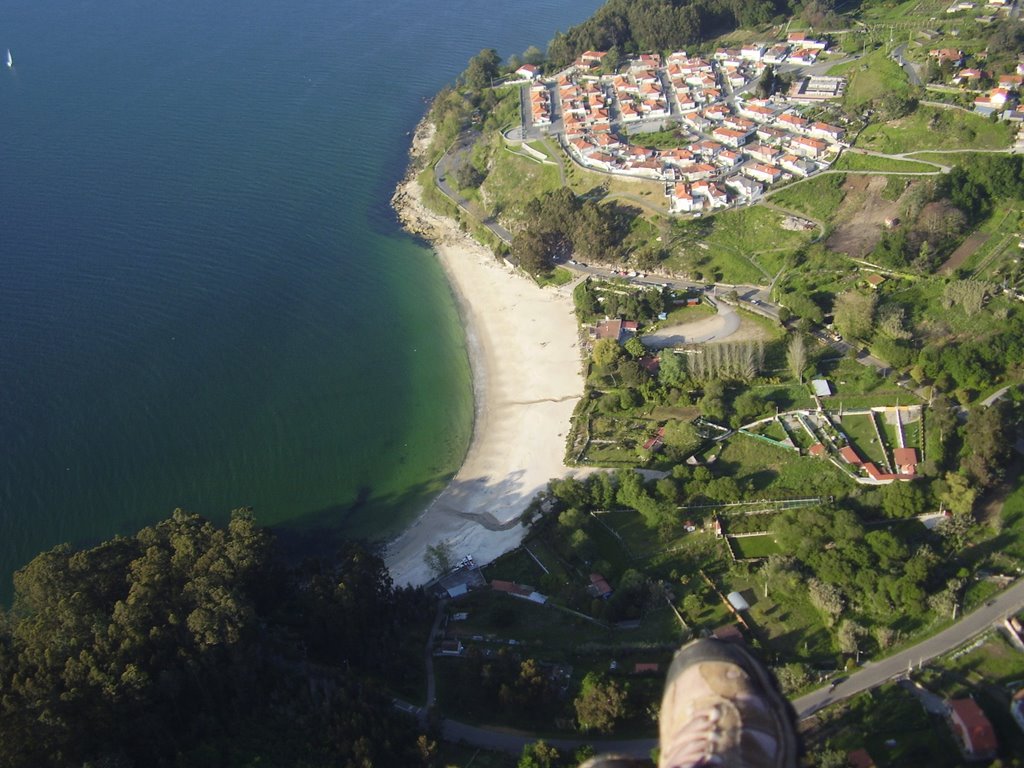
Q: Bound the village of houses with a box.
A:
[514,31,849,215]
[512,22,1024,214]
[929,42,1024,119]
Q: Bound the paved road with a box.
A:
[892,44,922,87]
[435,136,513,245]
[792,578,1024,718]
[569,262,777,318]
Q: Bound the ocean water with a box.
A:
[0,0,602,594]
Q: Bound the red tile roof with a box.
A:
[840,446,862,465]
[949,698,998,758]
[491,580,532,596]
[893,447,918,467]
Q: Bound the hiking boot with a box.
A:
[658,639,798,768]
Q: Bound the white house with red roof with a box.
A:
[669,182,698,213]
[777,112,809,132]
[739,102,777,122]
[678,162,716,181]
[712,126,750,148]
[790,135,829,158]
[780,154,817,177]
[790,48,820,65]
[763,45,790,65]
[955,68,985,84]
[787,32,828,50]
[569,137,597,156]
[740,44,766,62]
[716,149,742,167]
[808,122,845,142]
[586,151,618,171]
[579,50,608,68]
[999,74,1023,90]
[516,64,540,80]
[947,698,997,761]
[744,162,783,184]
[745,143,781,164]
[692,140,724,158]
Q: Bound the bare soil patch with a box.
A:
[939,231,989,274]
[825,176,901,258]
[723,315,774,344]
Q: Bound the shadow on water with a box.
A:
[271,465,538,569]
[3,464,544,603]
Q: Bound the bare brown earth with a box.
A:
[939,230,989,274]
[825,176,901,258]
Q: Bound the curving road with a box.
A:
[792,578,1024,718]
[435,134,513,245]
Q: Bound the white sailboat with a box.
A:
[5,50,11,68]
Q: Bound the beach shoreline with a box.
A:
[386,119,586,586]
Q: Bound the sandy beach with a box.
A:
[386,123,585,586]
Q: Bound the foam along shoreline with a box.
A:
[387,120,585,586]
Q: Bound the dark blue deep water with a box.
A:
[0,0,602,593]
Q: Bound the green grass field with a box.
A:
[480,142,562,221]
[769,174,847,224]
[536,266,574,287]
[748,418,790,443]
[713,433,852,497]
[631,127,692,150]
[582,413,661,466]
[841,413,889,467]
[959,202,1024,280]
[856,106,1013,154]
[670,206,816,284]
[444,591,614,650]
[661,303,715,325]
[727,572,835,660]
[835,47,912,111]
[729,534,781,559]
[832,153,942,174]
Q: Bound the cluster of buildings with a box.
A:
[518,36,848,216]
[929,47,1024,119]
[946,0,1012,13]
[974,70,1024,117]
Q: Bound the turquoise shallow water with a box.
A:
[0,0,602,594]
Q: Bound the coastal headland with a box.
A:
[387,121,586,586]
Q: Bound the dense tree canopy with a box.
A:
[512,189,633,273]
[0,510,430,768]
[545,0,792,69]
